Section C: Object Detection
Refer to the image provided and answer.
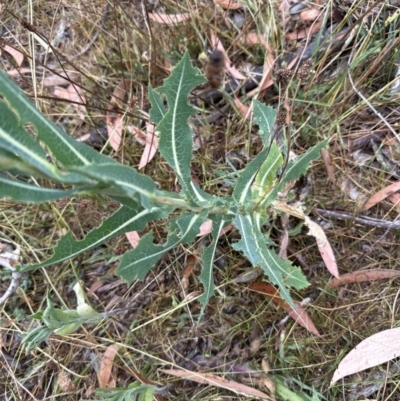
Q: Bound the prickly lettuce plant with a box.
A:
[0,52,328,317]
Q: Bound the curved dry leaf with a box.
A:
[329,269,400,287]
[285,20,323,40]
[284,303,321,337]
[363,181,400,211]
[234,96,251,119]
[106,113,124,152]
[3,45,24,66]
[273,201,339,278]
[98,344,120,388]
[300,7,321,21]
[214,0,245,9]
[148,13,190,24]
[54,84,86,120]
[139,124,159,169]
[249,282,321,337]
[125,231,140,248]
[320,148,335,182]
[331,328,400,385]
[162,369,272,399]
[388,192,400,212]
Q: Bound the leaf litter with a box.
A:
[2,0,400,399]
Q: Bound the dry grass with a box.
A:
[1,0,400,400]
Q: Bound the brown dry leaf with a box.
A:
[284,303,321,337]
[54,84,87,120]
[243,32,263,46]
[98,344,120,388]
[331,328,400,384]
[197,220,233,237]
[363,181,400,211]
[106,113,124,152]
[210,31,246,80]
[87,280,106,297]
[106,80,136,151]
[43,72,80,87]
[249,282,287,309]
[249,282,321,337]
[329,269,400,287]
[245,35,275,97]
[320,148,335,182]
[214,0,245,9]
[148,13,190,24]
[6,68,32,75]
[300,7,321,21]
[140,124,159,169]
[285,20,323,40]
[3,45,24,66]
[234,96,251,119]
[162,369,272,399]
[273,201,339,278]
[125,231,140,248]
[388,193,400,212]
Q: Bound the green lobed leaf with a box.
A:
[0,174,78,203]
[280,139,329,185]
[0,100,62,180]
[0,70,117,168]
[262,139,329,206]
[198,215,229,307]
[233,147,269,205]
[253,141,283,202]
[155,52,207,205]
[252,99,276,146]
[233,213,309,305]
[22,205,171,271]
[117,211,207,284]
[149,85,167,123]
[72,163,158,208]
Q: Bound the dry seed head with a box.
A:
[275,68,294,82]
[297,59,314,80]
[276,111,286,126]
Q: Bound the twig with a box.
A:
[0,245,22,305]
[315,208,400,230]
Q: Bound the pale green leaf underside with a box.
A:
[198,215,228,306]
[253,141,283,200]
[252,99,276,146]
[0,70,116,168]
[233,147,269,205]
[117,212,207,283]
[0,174,77,203]
[233,213,308,305]
[22,206,170,271]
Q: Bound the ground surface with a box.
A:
[1,0,400,400]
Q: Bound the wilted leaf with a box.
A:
[54,84,87,120]
[249,282,321,337]
[98,344,120,388]
[363,181,400,211]
[3,45,24,66]
[162,369,272,399]
[148,13,190,24]
[329,269,400,287]
[214,0,245,9]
